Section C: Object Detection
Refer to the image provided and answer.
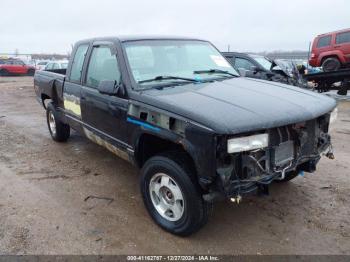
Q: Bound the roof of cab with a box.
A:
[76,35,207,44]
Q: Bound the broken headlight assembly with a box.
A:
[227,133,268,153]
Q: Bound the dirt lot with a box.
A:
[0,76,349,255]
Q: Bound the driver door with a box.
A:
[80,43,129,147]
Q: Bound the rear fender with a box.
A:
[41,78,64,108]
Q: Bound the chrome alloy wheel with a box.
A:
[48,111,56,136]
[149,173,185,222]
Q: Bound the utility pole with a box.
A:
[227,44,230,52]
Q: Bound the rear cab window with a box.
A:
[52,63,60,70]
[45,63,53,70]
[317,35,332,48]
[69,44,89,82]
[336,31,350,44]
[61,62,68,69]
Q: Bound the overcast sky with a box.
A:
[1,0,349,54]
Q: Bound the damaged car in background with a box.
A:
[34,36,337,236]
[222,52,306,87]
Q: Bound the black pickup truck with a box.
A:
[34,36,337,236]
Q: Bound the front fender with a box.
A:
[128,118,217,189]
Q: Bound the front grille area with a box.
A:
[271,140,294,167]
[216,113,332,197]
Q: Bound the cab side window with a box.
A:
[70,44,89,82]
[234,57,255,71]
[86,46,121,88]
[317,35,332,48]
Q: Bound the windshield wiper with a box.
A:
[138,75,198,84]
[193,69,238,77]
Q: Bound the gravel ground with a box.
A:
[0,77,349,255]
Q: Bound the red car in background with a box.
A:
[0,59,35,76]
[309,28,350,72]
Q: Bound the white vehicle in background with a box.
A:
[44,60,69,71]
[36,61,49,71]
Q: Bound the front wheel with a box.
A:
[46,102,70,142]
[140,153,209,236]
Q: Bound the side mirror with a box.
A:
[97,80,120,96]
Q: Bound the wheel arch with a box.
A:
[41,80,59,109]
[134,133,198,176]
[319,52,345,65]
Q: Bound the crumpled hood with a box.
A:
[137,77,337,134]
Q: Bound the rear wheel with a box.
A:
[140,152,210,236]
[322,57,341,72]
[46,102,70,142]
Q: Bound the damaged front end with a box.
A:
[204,113,335,202]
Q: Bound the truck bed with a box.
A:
[34,70,66,108]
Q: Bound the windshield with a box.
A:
[123,40,239,88]
[250,55,272,71]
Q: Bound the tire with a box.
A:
[46,102,70,142]
[275,170,299,183]
[322,57,341,72]
[27,69,35,76]
[140,152,210,236]
[0,69,9,76]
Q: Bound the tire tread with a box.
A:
[46,102,70,142]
